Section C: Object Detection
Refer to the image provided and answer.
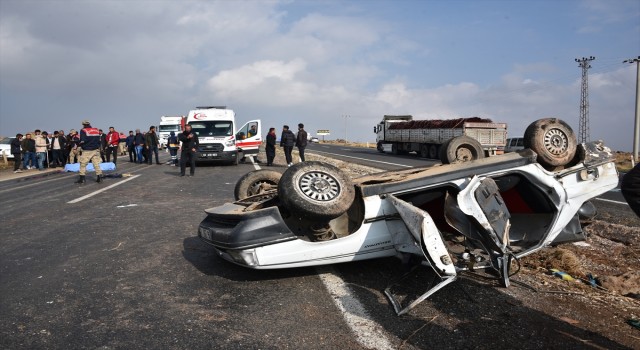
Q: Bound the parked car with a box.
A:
[197,118,618,314]
[505,137,524,153]
[0,137,15,159]
[309,136,319,143]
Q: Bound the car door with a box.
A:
[235,119,262,157]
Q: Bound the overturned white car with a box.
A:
[197,118,618,314]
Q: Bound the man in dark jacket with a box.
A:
[265,127,276,166]
[295,123,308,162]
[280,125,295,166]
[125,131,136,162]
[178,124,199,176]
[11,134,23,173]
[50,130,67,167]
[21,133,36,170]
[133,129,145,164]
[145,126,160,165]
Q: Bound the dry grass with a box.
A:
[522,247,585,277]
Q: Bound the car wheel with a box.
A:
[234,169,282,200]
[278,161,355,220]
[523,118,577,168]
[440,136,485,164]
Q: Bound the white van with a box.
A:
[185,106,261,164]
[505,137,524,153]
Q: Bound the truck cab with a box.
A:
[158,116,185,149]
[185,106,261,164]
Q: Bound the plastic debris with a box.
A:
[550,269,575,281]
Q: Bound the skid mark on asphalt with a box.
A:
[67,175,141,203]
[317,267,395,350]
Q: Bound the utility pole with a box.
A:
[343,115,350,143]
[575,56,595,144]
[624,56,640,163]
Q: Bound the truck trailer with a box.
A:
[374,115,507,163]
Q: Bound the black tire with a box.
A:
[428,144,439,159]
[440,136,485,164]
[523,118,577,168]
[278,161,355,220]
[419,144,429,158]
[377,142,384,153]
[234,169,282,200]
[391,143,399,155]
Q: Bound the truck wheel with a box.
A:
[391,144,399,155]
[278,161,355,220]
[377,142,384,153]
[523,118,577,168]
[428,144,439,159]
[234,169,282,200]
[420,144,429,158]
[440,136,485,164]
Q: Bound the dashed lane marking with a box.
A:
[67,175,141,204]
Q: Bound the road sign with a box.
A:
[317,130,330,135]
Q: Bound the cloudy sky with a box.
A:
[1,0,639,151]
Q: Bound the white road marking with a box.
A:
[317,267,395,350]
[250,157,261,170]
[594,197,628,205]
[67,175,141,203]
[309,150,413,168]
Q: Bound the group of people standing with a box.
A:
[265,123,307,167]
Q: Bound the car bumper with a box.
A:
[198,203,297,265]
[196,150,238,162]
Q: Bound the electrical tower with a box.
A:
[575,56,595,144]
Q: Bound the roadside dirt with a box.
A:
[298,150,640,349]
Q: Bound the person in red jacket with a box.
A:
[105,126,120,164]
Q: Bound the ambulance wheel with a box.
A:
[440,136,485,164]
[234,169,281,200]
[278,161,355,220]
[524,118,577,168]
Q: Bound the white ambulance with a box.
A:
[185,106,261,164]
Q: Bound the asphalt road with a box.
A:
[1,149,635,349]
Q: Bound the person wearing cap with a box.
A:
[75,120,103,184]
[66,129,80,164]
[295,123,308,162]
[167,131,179,166]
[11,134,23,173]
[280,125,295,166]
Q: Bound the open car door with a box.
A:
[235,119,262,158]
